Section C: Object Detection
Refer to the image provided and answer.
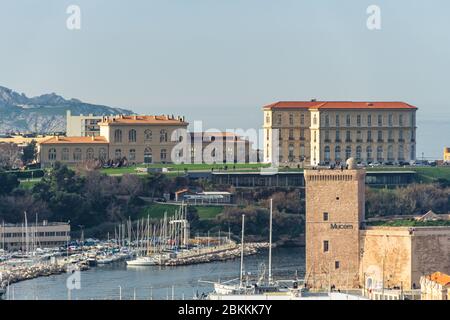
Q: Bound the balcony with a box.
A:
[388,139,395,143]
[324,139,331,143]
[335,139,341,143]
[345,139,352,143]
[377,139,384,143]
[398,139,405,143]
[300,137,306,141]
[367,139,373,143]
[288,137,295,141]
[356,139,363,143]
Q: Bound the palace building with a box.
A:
[39,115,188,168]
[263,101,418,166]
[304,160,450,292]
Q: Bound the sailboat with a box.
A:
[201,199,368,300]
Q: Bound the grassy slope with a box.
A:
[140,203,224,220]
[367,219,450,227]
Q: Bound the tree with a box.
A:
[0,171,20,195]
[21,140,37,165]
[0,143,22,169]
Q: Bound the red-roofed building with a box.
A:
[421,272,450,300]
[263,100,418,166]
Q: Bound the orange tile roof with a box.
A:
[264,101,417,110]
[427,272,450,286]
[99,115,188,126]
[40,136,109,144]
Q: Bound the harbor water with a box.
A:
[3,247,304,300]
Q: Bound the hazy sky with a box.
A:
[0,0,449,158]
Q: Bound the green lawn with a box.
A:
[367,219,450,227]
[101,163,269,175]
[19,179,41,189]
[140,203,224,220]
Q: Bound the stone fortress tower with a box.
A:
[304,158,365,289]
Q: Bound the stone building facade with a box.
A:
[263,101,418,166]
[40,115,188,167]
[304,167,450,291]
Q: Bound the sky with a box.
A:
[0,0,449,159]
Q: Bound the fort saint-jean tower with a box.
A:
[304,167,366,289]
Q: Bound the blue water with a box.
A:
[4,247,305,300]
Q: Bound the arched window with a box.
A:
[335,146,341,161]
[144,147,152,164]
[129,149,136,161]
[86,148,94,160]
[48,148,57,161]
[345,146,352,160]
[114,129,122,143]
[356,146,362,161]
[324,146,331,162]
[288,144,294,161]
[377,146,383,162]
[398,145,404,160]
[129,129,137,143]
[388,145,394,161]
[160,129,168,143]
[144,129,152,141]
[160,149,167,162]
[62,148,69,161]
[115,149,122,159]
[99,148,107,161]
[73,148,82,161]
[366,146,373,162]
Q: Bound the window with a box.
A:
[144,147,152,164]
[377,130,383,142]
[398,145,404,161]
[324,146,330,162]
[144,129,152,141]
[114,129,122,143]
[325,130,330,142]
[388,145,394,161]
[129,129,137,143]
[115,149,122,159]
[300,128,305,140]
[160,149,167,161]
[357,130,362,142]
[160,129,168,143]
[288,144,294,160]
[377,146,383,162]
[335,146,341,161]
[378,115,382,126]
[335,115,340,127]
[335,261,340,269]
[323,240,329,253]
[129,149,136,161]
[289,114,294,125]
[62,148,69,161]
[357,115,361,127]
[356,146,362,161]
[345,146,352,160]
[367,130,372,142]
[323,212,329,221]
[335,130,340,142]
[366,146,373,161]
[300,145,305,157]
[399,114,403,126]
[300,114,305,125]
[346,114,351,126]
[367,114,372,127]
[388,114,393,127]
[388,129,393,141]
[325,115,329,127]
[289,129,294,140]
[99,148,107,161]
[86,148,94,160]
[48,148,57,161]
[399,130,404,141]
[73,148,82,161]
[277,114,282,125]
[346,130,351,142]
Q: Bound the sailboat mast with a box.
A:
[269,199,273,284]
[240,214,245,288]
